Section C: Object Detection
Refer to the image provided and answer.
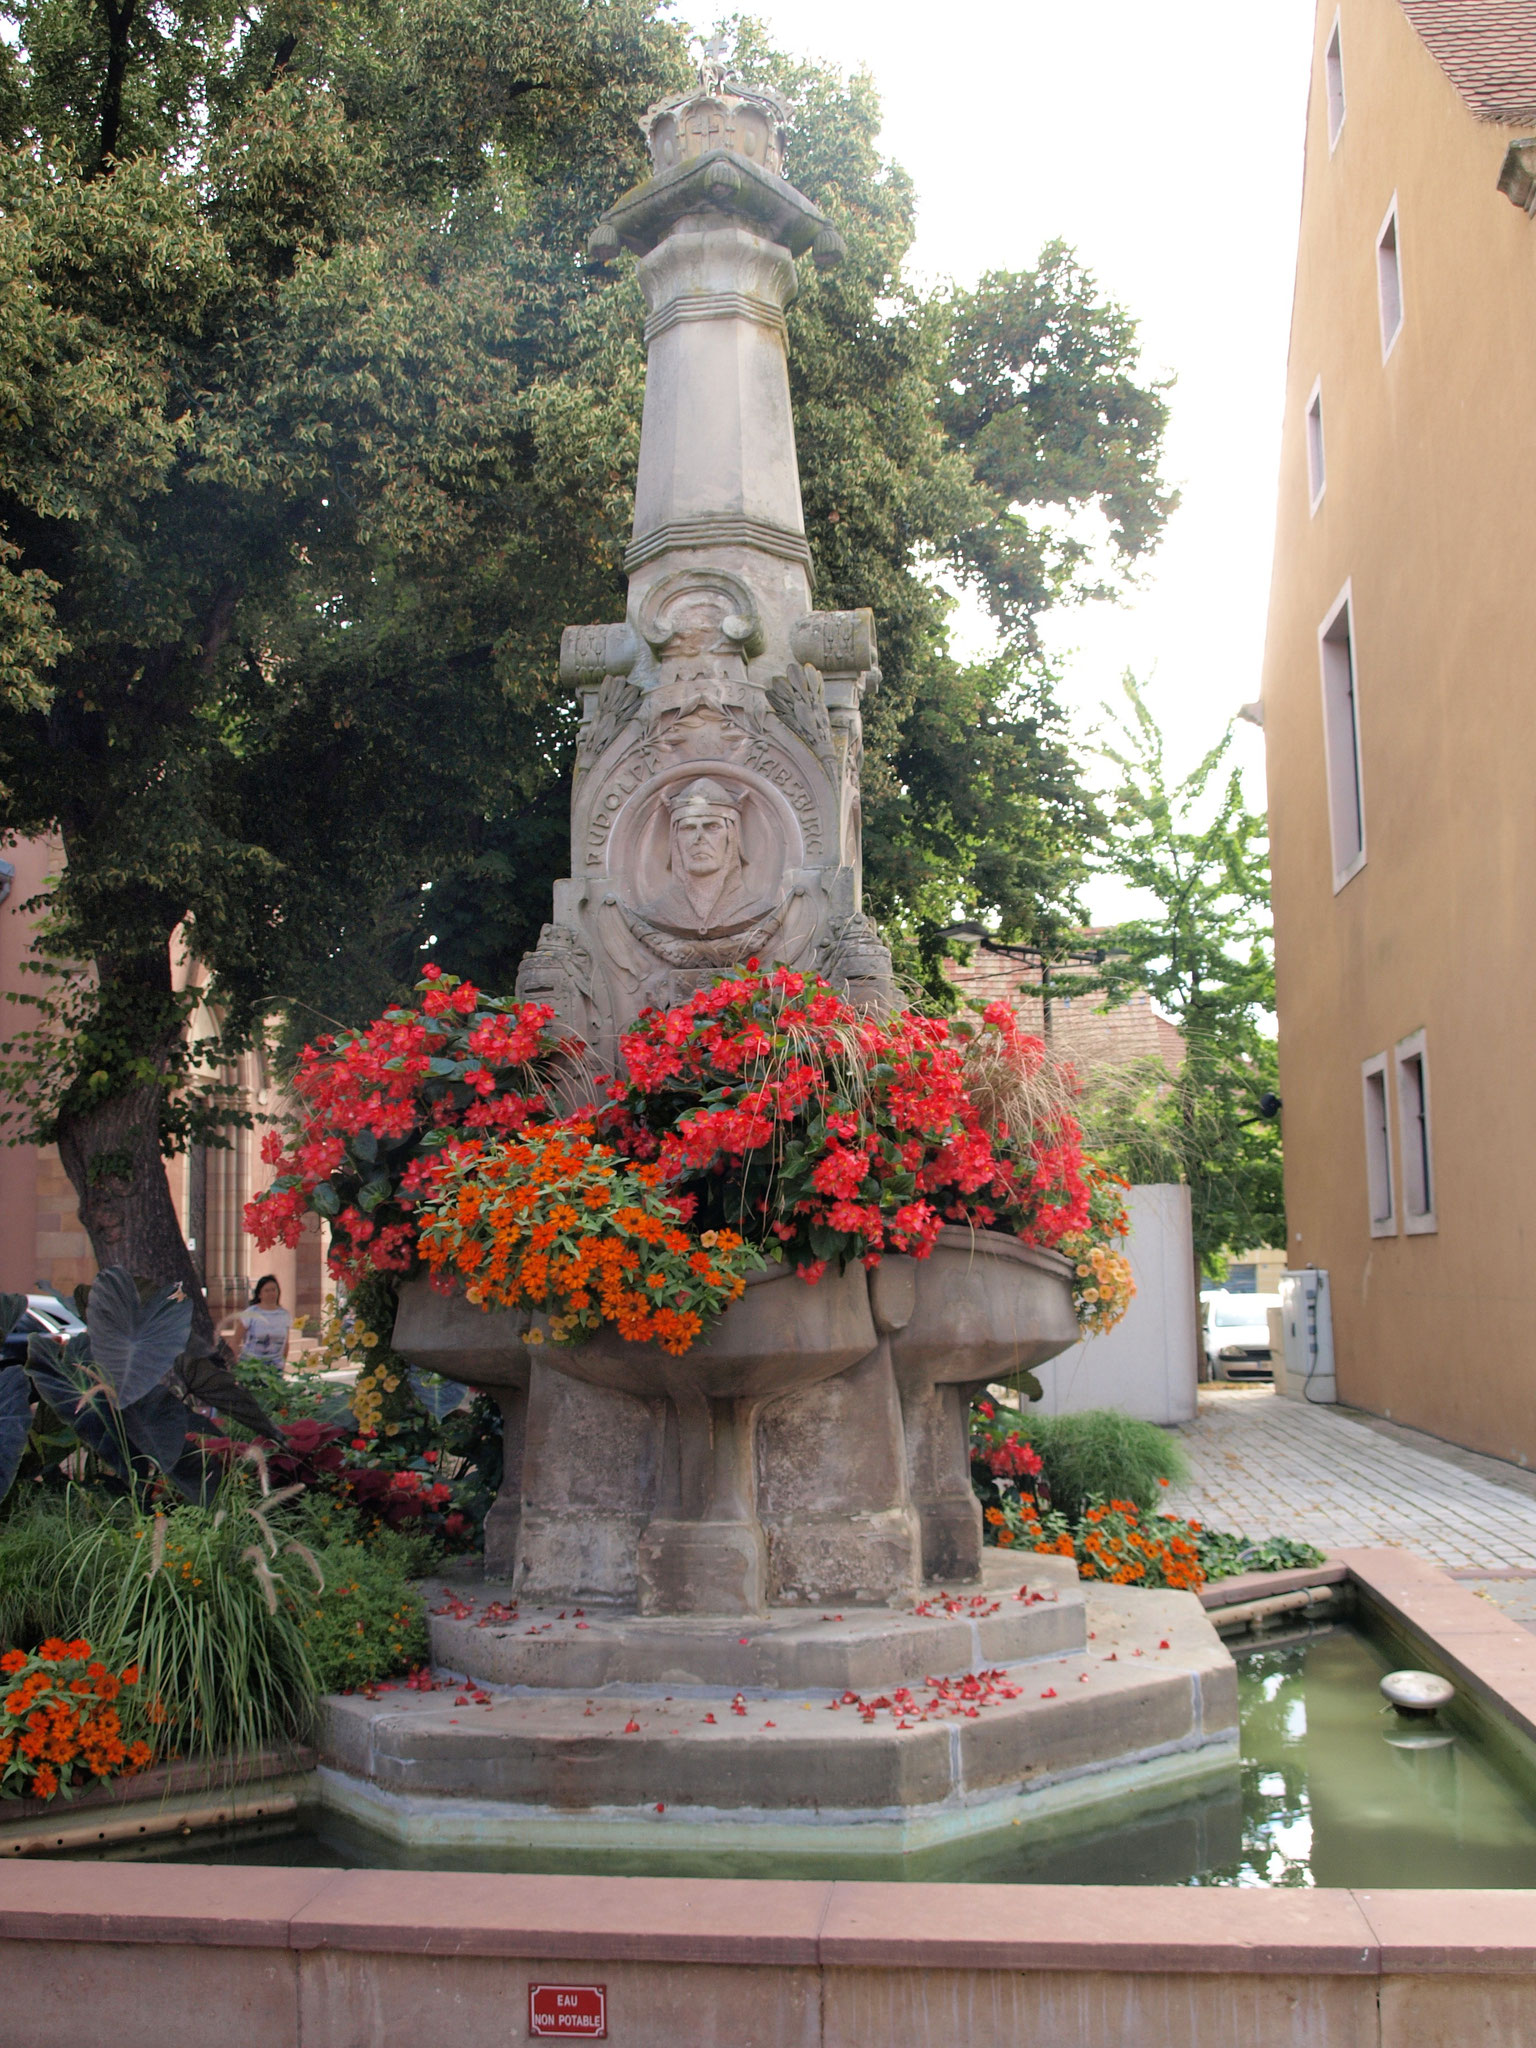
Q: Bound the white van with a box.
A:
[1200,1290,1281,1381]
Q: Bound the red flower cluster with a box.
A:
[0,1640,152,1802]
[982,1431,1044,1481]
[607,967,1089,1279]
[245,969,572,1285]
[344,1464,455,1528]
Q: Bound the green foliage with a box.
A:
[1195,1529,1328,1581]
[940,245,1178,648]
[289,1519,430,1692]
[0,1483,434,1749]
[1004,1405,1190,1524]
[8,1263,278,1506]
[1086,678,1284,1268]
[0,1493,74,1648]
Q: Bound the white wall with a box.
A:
[1031,1184,1200,1425]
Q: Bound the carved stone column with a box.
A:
[516,70,891,1072]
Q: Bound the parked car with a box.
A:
[1201,1290,1282,1382]
[1,1294,87,1369]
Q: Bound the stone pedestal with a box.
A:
[757,1340,921,1606]
[318,1552,1241,1857]
[515,74,890,1069]
[515,1368,663,1606]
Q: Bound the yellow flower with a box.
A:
[361,1331,380,1349]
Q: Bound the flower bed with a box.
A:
[0,1639,151,1802]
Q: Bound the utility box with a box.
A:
[1032,1184,1200,1425]
[1278,1268,1336,1403]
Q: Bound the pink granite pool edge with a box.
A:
[5,1550,1536,2045]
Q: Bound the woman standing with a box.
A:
[234,1275,292,1368]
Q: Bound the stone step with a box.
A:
[421,1557,1086,1695]
[320,1582,1236,1833]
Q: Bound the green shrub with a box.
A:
[294,1524,429,1693]
[1012,1408,1190,1523]
[1,1485,432,1743]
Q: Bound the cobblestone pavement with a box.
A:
[1165,1386,1536,1576]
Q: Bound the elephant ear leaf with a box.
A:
[409,1369,468,1421]
[86,1267,193,1407]
[121,1384,198,1474]
[0,1293,25,1345]
[0,1368,31,1502]
[24,1351,129,1480]
[176,1352,282,1441]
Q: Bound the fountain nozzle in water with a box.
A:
[1380,1668,1455,1717]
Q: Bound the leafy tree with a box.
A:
[1085,677,1283,1271]
[0,4,1174,1319]
[0,0,691,1324]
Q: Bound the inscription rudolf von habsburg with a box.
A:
[528,1982,608,2037]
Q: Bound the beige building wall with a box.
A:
[1263,0,1536,1457]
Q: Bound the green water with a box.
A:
[52,1624,1536,1885]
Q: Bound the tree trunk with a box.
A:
[52,947,216,1349]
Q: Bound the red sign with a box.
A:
[529,1983,607,2038]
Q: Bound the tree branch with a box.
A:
[89,0,138,178]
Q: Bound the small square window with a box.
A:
[1395,1031,1436,1232]
[1319,584,1365,888]
[1325,15,1346,148]
[1377,200,1403,357]
[1306,380,1326,509]
[1361,1054,1396,1236]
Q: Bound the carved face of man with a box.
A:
[665,779,744,924]
[674,811,734,877]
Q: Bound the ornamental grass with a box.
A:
[55,1478,320,1759]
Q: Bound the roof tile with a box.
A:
[1398,1,1536,123]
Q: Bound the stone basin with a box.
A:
[391,1278,530,1387]
[533,1259,877,1618]
[394,1263,879,1617]
[876,1228,1079,1583]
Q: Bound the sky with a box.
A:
[680,0,1320,919]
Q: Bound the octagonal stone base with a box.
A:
[317,1556,1238,1859]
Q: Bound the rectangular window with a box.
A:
[1395,1030,1436,1232]
[1326,14,1346,147]
[1361,1054,1396,1236]
[1319,585,1366,888]
[1306,380,1326,510]
[1377,200,1403,357]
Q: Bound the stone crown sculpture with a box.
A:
[515,56,888,1066]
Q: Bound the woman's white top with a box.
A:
[242,1305,292,1364]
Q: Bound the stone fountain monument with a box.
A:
[362,58,1237,1856]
